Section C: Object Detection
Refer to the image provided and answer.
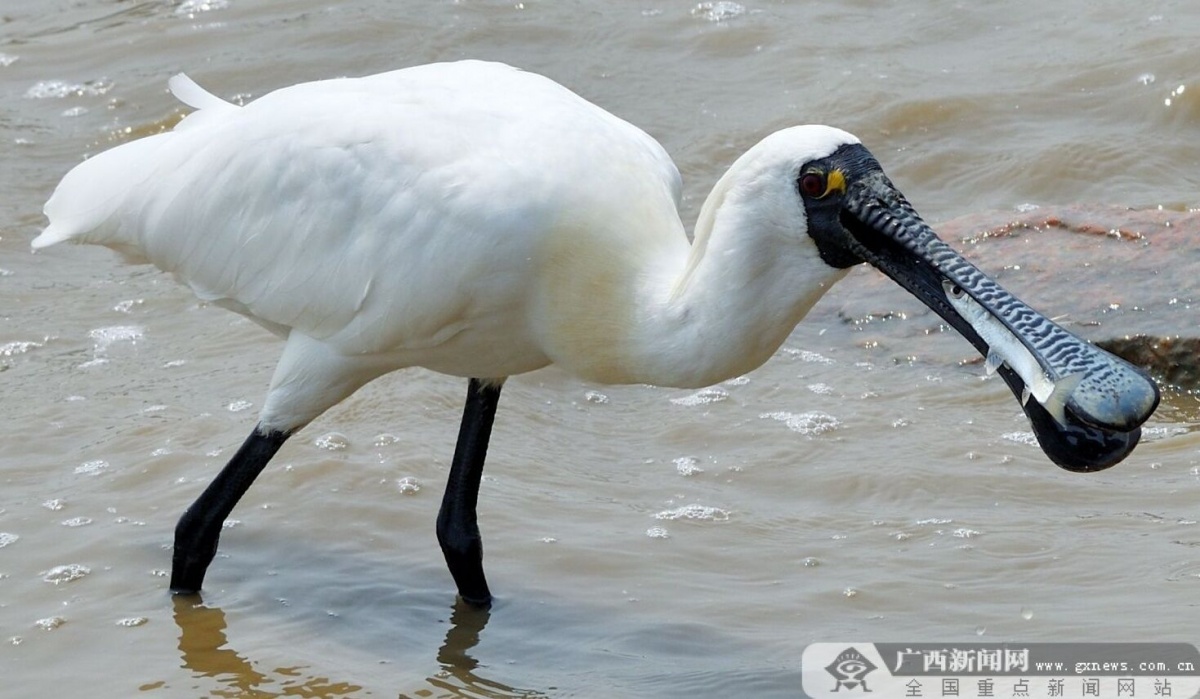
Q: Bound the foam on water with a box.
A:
[0,340,44,357]
[1002,431,1039,447]
[781,348,834,364]
[34,617,65,631]
[113,299,144,313]
[690,1,747,22]
[82,325,144,367]
[314,432,349,450]
[673,456,704,476]
[24,79,113,99]
[41,563,91,584]
[759,410,841,436]
[584,390,610,403]
[670,387,728,406]
[653,504,731,521]
[73,459,109,475]
[175,0,231,16]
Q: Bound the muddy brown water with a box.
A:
[2,2,1200,697]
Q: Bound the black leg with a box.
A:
[437,378,502,608]
[170,426,290,594]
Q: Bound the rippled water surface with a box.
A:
[3,1,1200,697]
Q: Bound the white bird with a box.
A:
[35,60,1158,607]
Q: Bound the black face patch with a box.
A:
[796,143,883,270]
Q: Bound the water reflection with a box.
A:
[172,595,546,698]
[412,600,548,699]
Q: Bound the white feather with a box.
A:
[37,60,856,433]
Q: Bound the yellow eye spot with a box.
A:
[824,169,846,197]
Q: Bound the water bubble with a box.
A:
[226,400,253,412]
[81,325,143,367]
[1021,607,1034,620]
[975,626,987,636]
[0,53,17,67]
[175,0,230,16]
[670,387,728,406]
[645,526,670,539]
[781,348,834,364]
[115,617,148,627]
[1138,73,1156,86]
[1165,84,1187,107]
[74,460,109,476]
[759,410,840,436]
[41,499,65,511]
[653,504,730,521]
[34,616,66,631]
[801,556,820,567]
[88,325,142,349]
[952,527,981,539]
[583,390,609,404]
[673,456,704,476]
[61,517,93,528]
[372,433,400,447]
[41,563,91,584]
[396,477,421,494]
[691,1,747,22]
[112,299,144,313]
[0,340,44,357]
[842,587,859,598]
[24,78,114,99]
[807,383,834,395]
[314,432,349,450]
[0,532,19,548]
[1002,431,1038,447]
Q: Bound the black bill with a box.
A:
[813,145,1160,472]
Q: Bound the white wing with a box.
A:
[37,61,684,356]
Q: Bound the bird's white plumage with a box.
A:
[38,60,859,432]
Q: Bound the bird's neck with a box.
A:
[541,171,849,389]
[638,180,849,388]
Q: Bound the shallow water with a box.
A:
[2,1,1200,697]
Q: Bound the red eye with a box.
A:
[799,171,826,198]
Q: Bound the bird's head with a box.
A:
[768,125,1160,471]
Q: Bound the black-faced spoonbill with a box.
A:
[35,61,1159,608]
